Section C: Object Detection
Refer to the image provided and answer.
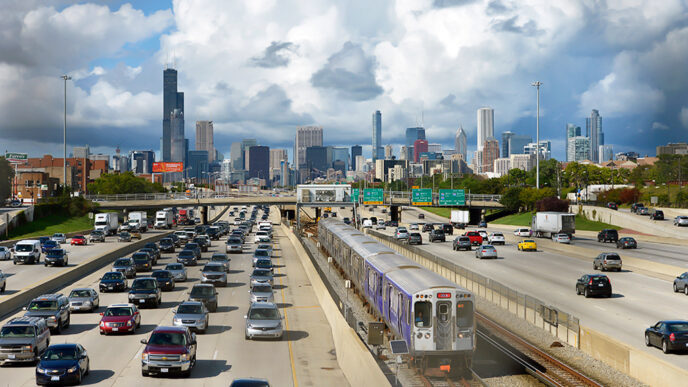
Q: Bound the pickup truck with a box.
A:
[141,326,197,377]
[462,231,483,246]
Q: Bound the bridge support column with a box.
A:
[315,207,321,221]
[468,208,482,225]
[390,205,400,223]
[201,206,208,225]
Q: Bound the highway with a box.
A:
[1,206,345,386]
[355,205,688,371]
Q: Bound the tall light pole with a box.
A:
[61,75,72,193]
[531,81,542,189]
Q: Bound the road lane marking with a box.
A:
[213,350,218,360]
[277,228,299,387]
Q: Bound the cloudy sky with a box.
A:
[2,0,687,162]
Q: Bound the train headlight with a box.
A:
[417,333,422,339]
[458,333,464,338]
[424,333,431,339]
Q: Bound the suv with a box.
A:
[597,229,618,243]
[44,249,68,267]
[453,236,472,251]
[141,326,197,377]
[441,224,454,235]
[23,294,70,333]
[593,253,622,271]
[422,224,434,233]
[89,230,105,243]
[649,209,664,220]
[630,203,644,213]
[576,274,612,298]
[0,317,50,363]
[188,284,218,312]
[429,229,446,243]
[128,278,162,308]
[407,233,422,245]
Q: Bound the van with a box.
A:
[12,240,42,264]
[362,219,373,228]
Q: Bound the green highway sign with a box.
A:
[5,152,27,162]
[412,188,433,206]
[438,189,466,206]
[351,188,360,202]
[363,188,384,205]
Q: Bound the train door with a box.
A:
[435,300,453,351]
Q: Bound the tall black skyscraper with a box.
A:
[351,145,362,171]
[162,68,184,162]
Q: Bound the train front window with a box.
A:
[414,301,431,327]
[456,301,473,328]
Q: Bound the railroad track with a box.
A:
[477,312,603,387]
[418,370,485,387]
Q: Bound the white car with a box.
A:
[487,233,505,245]
[254,231,271,243]
[51,233,67,244]
[552,233,571,244]
[0,246,11,260]
[674,216,688,227]
[514,228,532,237]
[409,224,419,231]
[375,223,386,230]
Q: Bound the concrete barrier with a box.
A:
[280,224,390,387]
[573,204,687,238]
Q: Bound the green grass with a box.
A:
[423,207,453,218]
[490,212,620,231]
[7,214,93,240]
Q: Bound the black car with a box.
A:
[418,213,425,219]
[112,257,136,278]
[132,252,153,272]
[206,227,220,240]
[159,238,175,253]
[407,233,422,245]
[616,237,637,249]
[193,237,209,252]
[99,272,128,292]
[143,242,161,260]
[388,220,398,227]
[650,210,664,220]
[441,224,454,235]
[429,229,446,243]
[645,320,688,353]
[139,248,158,265]
[607,202,618,210]
[188,284,218,312]
[575,274,612,298]
[128,277,161,308]
[178,249,198,266]
[45,249,69,267]
[597,229,618,243]
[631,203,644,213]
[150,270,175,291]
[185,243,202,259]
[169,233,182,247]
[35,344,90,385]
[453,236,472,251]
[422,224,434,232]
[342,217,351,225]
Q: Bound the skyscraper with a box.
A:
[586,109,603,162]
[372,110,382,161]
[477,107,494,151]
[269,149,288,181]
[481,138,500,173]
[455,126,467,161]
[162,67,184,162]
[332,147,350,171]
[413,139,428,162]
[384,145,393,160]
[294,126,323,170]
[405,127,425,160]
[566,123,581,162]
[508,135,532,156]
[501,131,513,158]
[230,142,243,171]
[568,137,590,162]
[195,121,214,162]
[170,109,185,162]
[351,145,362,171]
[599,145,613,162]
[247,146,270,181]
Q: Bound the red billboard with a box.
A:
[153,162,184,172]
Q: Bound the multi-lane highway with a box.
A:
[1,206,345,386]
[355,205,688,371]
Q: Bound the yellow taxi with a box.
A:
[517,239,537,251]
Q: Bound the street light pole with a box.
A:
[61,75,72,193]
[531,81,542,189]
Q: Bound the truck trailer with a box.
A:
[94,213,118,236]
[155,210,174,229]
[531,212,575,238]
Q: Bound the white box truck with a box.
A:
[127,211,148,232]
[94,213,118,235]
[155,210,174,229]
[451,210,469,227]
[531,212,575,238]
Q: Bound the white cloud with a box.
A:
[652,122,669,131]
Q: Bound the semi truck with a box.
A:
[127,211,148,232]
[451,210,469,227]
[531,212,575,238]
[94,213,118,236]
[155,210,174,229]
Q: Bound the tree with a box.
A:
[500,187,523,212]
[0,157,14,203]
[87,172,166,194]
[536,196,570,212]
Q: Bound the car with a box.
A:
[342,217,351,225]
[89,230,105,243]
[638,207,650,215]
[394,228,409,240]
[488,232,505,245]
[68,288,99,312]
[514,228,532,237]
[188,284,218,312]
[616,237,637,249]
[210,253,230,272]
[422,224,434,232]
[407,232,422,245]
[575,274,612,298]
[517,240,537,251]
[388,220,399,227]
[674,216,688,227]
[476,245,498,259]
[429,229,446,243]
[552,233,571,244]
[44,249,69,267]
[39,236,51,246]
[70,235,87,246]
[184,243,202,260]
[593,253,622,271]
[0,269,5,293]
[193,236,209,252]
[252,249,271,266]
[128,277,161,308]
[254,231,271,244]
[226,237,243,254]
[418,213,425,219]
[250,268,274,287]
[40,240,59,254]
[177,250,198,266]
[650,209,664,220]
[230,378,271,387]
[157,238,174,254]
[132,252,153,272]
[249,284,275,303]
[630,202,644,213]
[452,236,472,251]
[112,257,136,278]
[463,231,483,246]
[673,271,688,295]
[645,320,688,354]
[245,302,283,340]
[23,294,71,333]
[140,326,197,377]
[256,243,273,256]
[597,229,618,243]
[151,270,176,291]
[607,202,618,210]
[173,301,209,333]
[51,233,66,244]
[99,304,141,335]
[144,242,161,261]
[201,263,228,287]
[99,272,128,293]
[174,231,190,243]
[409,224,419,231]
[169,233,182,247]
[165,263,188,282]
[8,199,21,207]
[118,232,132,242]
[139,248,158,265]
[441,224,454,235]
[35,343,90,385]
[0,246,10,261]
[255,258,274,273]
[375,222,386,230]
[477,230,488,241]
[0,317,50,364]
[130,230,142,240]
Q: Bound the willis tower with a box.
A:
[162,67,184,162]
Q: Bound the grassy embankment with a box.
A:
[7,214,92,240]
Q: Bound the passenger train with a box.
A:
[318,218,475,372]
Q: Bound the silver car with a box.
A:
[475,245,498,259]
[0,270,6,293]
[173,301,209,333]
[394,228,409,240]
[51,233,66,244]
[249,284,275,303]
[256,243,273,256]
[245,302,283,340]
[552,233,571,244]
[674,216,688,227]
[226,237,243,254]
[250,269,274,287]
[210,253,230,272]
[174,231,190,242]
[252,249,271,266]
[673,272,688,294]
[165,263,188,282]
[201,263,227,287]
[593,253,622,271]
[68,288,100,312]
[0,246,11,260]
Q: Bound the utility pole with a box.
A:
[61,75,72,194]
[531,81,542,189]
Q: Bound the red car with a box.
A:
[71,235,87,245]
[99,303,141,334]
[462,231,483,246]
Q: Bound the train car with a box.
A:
[318,218,475,373]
